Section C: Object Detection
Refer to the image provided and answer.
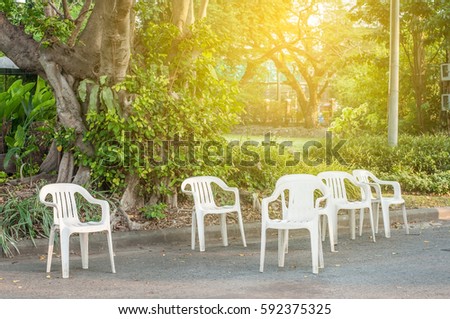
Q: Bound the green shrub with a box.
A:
[340,134,450,194]
[140,203,167,220]
[225,133,449,195]
[0,190,52,257]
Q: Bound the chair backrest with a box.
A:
[317,171,356,201]
[352,169,376,184]
[275,174,328,223]
[39,183,89,225]
[181,176,225,210]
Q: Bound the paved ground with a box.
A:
[0,209,449,299]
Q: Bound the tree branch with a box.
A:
[62,0,72,20]
[68,0,93,47]
[78,0,107,60]
[198,0,209,19]
[0,12,44,76]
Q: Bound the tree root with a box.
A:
[112,206,150,231]
[6,172,56,186]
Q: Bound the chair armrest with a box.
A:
[223,186,240,204]
[260,189,283,222]
[315,196,328,209]
[354,181,372,203]
[378,180,402,198]
[79,192,111,224]
[180,180,193,195]
[366,182,382,199]
[40,200,58,210]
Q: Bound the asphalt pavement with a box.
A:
[0,207,449,298]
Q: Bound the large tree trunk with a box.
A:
[1,2,135,186]
[39,54,94,183]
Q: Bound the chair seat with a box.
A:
[381,197,405,205]
[200,205,238,214]
[335,200,369,211]
[266,219,315,229]
[59,221,109,233]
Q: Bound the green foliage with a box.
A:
[223,140,348,195]
[0,0,75,45]
[0,190,52,257]
[140,203,167,220]
[341,134,450,194]
[81,21,243,199]
[342,0,449,134]
[0,171,8,183]
[0,79,36,122]
[54,126,76,153]
[329,103,385,138]
[224,134,449,196]
[1,77,56,176]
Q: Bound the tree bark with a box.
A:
[120,174,145,211]
[56,152,74,183]
[99,0,134,83]
[172,0,191,33]
[0,12,44,76]
[38,140,59,174]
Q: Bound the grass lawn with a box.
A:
[223,133,322,150]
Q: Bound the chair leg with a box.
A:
[381,201,391,238]
[259,227,266,272]
[196,212,206,252]
[318,224,324,268]
[359,208,364,237]
[278,230,286,267]
[374,202,380,233]
[220,214,228,247]
[46,227,56,273]
[310,226,319,274]
[107,230,116,274]
[191,210,197,251]
[326,215,336,252]
[368,206,376,242]
[283,230,289,254]
[332,209,339,245]
[80,233,89,270]
[60,228,71,279]
[321,215,327,241]
[349,209,356,240]
[236,208,247,247]
[402,203,409,235]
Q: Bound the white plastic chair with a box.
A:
[353,169,409,238]
[275,174,337,252]
[260,174,328,274]
[181,176,247,252]
[39,183,116,279]
[318,171,376,245]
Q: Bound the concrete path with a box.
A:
[1,208,449,299]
